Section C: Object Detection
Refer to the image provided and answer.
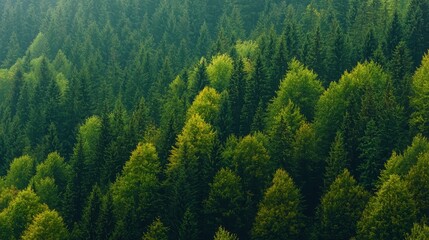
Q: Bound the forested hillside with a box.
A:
[0,0,429,239]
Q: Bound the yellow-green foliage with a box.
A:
[357,175,416,240]
[406,223,429,240]
[214,226,239,240]
[207,54,234,92]
[379,134,429,186]
[78,116,102,165]
[187,87,221,124]
[268,59,323,121]
[411,52,429,135]
[235,40,259,60]
[252,169,303,240]
[0,189,48,239]
[4,155,35,190]
[168,114,216,171]
[21,209,68,240]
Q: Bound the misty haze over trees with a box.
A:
[0,0,429,239]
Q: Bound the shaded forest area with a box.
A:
[0,0,429,239]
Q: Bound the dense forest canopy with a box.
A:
[0,0,429,239]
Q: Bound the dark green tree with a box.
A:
[323,131,348,190]
[228,58,245,136]
[204,168,246,238]
[317,169,369,240]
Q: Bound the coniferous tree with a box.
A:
[406,223,429,240]
[405,0,429,67]
[229,58,245,136]
[213,226,239,240]
[251,169,304,240]
[143,218,168,240]
[317,169,369,240]
[323,131,348,190]
[80,185,103,240]
[21,210,69,240]
[385,12,403,60]
[406,153,429,218]
[204,168,246,238]
[389,41,413,110]
[357,175,417,240]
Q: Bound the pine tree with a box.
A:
[204,168,246,238]
[252,169,304,240]
[406,223,429,240]
[410,52,429,135]
[142,218,168,240]
[240,57,262,136]
[306,26,325,80]
[213,226,239,240]
[405,0,429,67]
[317,170,369,240]
[80,185,103,240]
[21,210,69,240]
[165,114,217,238]
[357,175,417,240]
[323,131,348,190]
[361,29,378,61]
[406,153,429,218]
[267,59,323,122]
[63,139,86,227]
[179,208,198,240]
[389,41,413,110]
[229,58,245,136]
[385,12,403,59]
[325,21,348,82]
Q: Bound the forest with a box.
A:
[0,0,429,239]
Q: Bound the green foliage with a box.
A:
[0,187,19,212]
[379,134,429,185]
[5,155,35,190]
[235,41,259,60]
[357,174,417,240]
[291,122,322,210]
[207,54,234,92]
[228,134,272,197]
[406,223,429,240]
[26,32,50,60]
[0,188,48,239]
[142,218,168,240]
[33,152,71,192]
[213,226,239,240]
[323,131,348,189]
[187,87,222,125]
[266,100,303,173]
[251,169,304,240]
[406,152,429,218]
[317,169,369,240]
[33,177,60,210]
[315,61,405,187]
[179,208,198,240]
[411,52,429,135]
[21,209,69,240]
[0,0,426,239]
[204,168,246,237]
[111,143,161,239]
[166,114,217,238]
[268,59,323,121]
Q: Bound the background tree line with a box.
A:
[0,0,429,239]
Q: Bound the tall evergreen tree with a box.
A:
[357,174,417,240]
[251,169,304,240]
